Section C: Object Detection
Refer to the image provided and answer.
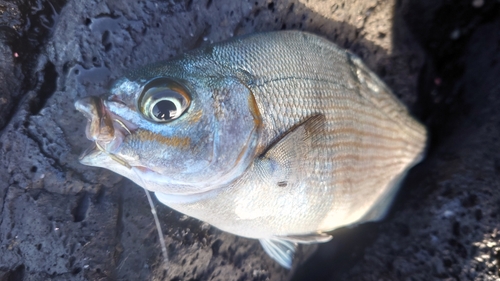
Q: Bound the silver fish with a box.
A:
[75,31,427,268]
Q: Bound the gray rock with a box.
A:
[0,1,24,130]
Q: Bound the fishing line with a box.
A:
[92,117,169,270]
[132,167,169,271]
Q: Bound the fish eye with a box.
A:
[139,78,191,123]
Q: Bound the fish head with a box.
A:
[75,62,261,195]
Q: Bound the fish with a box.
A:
[74,30,427,268]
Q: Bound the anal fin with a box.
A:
[279,233,333,244]
[259,238,296,269]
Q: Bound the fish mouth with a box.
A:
[75,96,138,167]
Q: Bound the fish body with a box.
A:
[75,31,427,267]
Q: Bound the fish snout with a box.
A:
[75,96,115,143]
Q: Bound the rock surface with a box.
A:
[0,0,498,280]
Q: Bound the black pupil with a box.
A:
[152,100,177,120]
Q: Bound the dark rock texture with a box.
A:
[0,0,498,280]
[0,1,24,130]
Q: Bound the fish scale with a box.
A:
[164,31,425,234]
[76,31,426,268]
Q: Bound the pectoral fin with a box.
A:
[264,114,325,158]
[256,115,326,186]
[259,238,296,269]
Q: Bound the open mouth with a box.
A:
[75,96,138,168]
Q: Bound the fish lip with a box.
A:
[78,143,104,165]
[75,97,110,141]
[75,96,137,160]
[79,143,98,160]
